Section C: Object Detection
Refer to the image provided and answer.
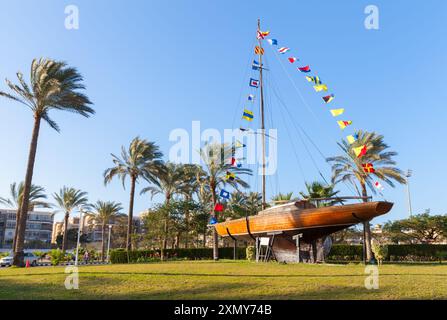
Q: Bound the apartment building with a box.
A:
[0,209,54,248]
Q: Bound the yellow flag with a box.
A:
[330,108,344,117]
[346,135,356,144]
[313,84,328,92]
[353,145,367,158]
[337,120,352,130]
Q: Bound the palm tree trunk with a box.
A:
[13,115,41,267]
[361,182,373,262]
[101,223,106,262]
[127,175,136,251]
[161,195,171,261]
[61,212,70,253]
[211,186,219,261]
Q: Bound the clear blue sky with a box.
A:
[0,0,446,224]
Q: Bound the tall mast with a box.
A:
[257,19,267,210]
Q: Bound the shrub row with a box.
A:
[110,247,246,264]
[328,244,447,262]
[110,244,447,264]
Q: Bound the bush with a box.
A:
[110,247,247,264]
[328,244,447,262]
[246,246,255,261]
[49,249,66,266]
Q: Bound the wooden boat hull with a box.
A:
[215,201,393,243]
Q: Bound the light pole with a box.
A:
[107,224,112,262]
[75,206,87,266]
[406,169,413,217]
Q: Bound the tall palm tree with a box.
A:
[53,187,89,253]
[198,143,252,260]
[0,58,93,266]
[140,162,184,259]
[327,130,406,261]
[299,181,341,207]
[104,137,163,250]
[0,182,52,251]
[87,201,124,261]
[244,192,263,216]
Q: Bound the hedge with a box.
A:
[110,247,246,264]
[328,244,447,262]
[110,244,447,264]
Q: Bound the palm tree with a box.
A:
[53,187,89,253]
[327,130,406,261]
[0,182,52,251]
[140,162,184,259]
[87,201,124,261]
[271,192,295,204]
[0,58,93,266]
[104,137,163,250]
[299,181,341,207]
[198,143,252,260]
[244,192,263,216]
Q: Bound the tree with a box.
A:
[55,228,89,249]
[140,162,185,259]
[104,137,163,250]
[0,182,52,251]
[198,143,252,260]
[299,181,341,207]
[0,58,93,266]
[87,201,124,261]
[327,130,406,262]
[383,213,447,244]
[53,187,89,253]
[271,192,295,204]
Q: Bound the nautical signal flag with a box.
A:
[257,30,270,39]
[346,135,357,144]
[306,76,322,85]
[313,84,328,92]
[278,47,290,54]
[209,217,217,225]
[353,145,368,158]
[322,94,335,104]
[330,108,344,117]
[374,181,384,191]
[230,157,242,168]
[298,65,311,73]
[252,60,261,70]
[248,94,255,101]
[226,171,235,181]
[267,39,278,46]
[214,203,224,212]
[220,189,230,200]
[249,78,259,88]
[362,163,375,173]
[254,46,265,55]
[235,140,246,148]
[288,57,298,63]
[337,120,352,130]
[242,109,254,121]
[239,128,248,132]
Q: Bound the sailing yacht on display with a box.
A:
[213,20,393,262]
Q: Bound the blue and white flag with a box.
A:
[248,94,255,101]
[267,39,278,46]
[209,217,217,225]
[249,78,260,88]
[220,189,230,200]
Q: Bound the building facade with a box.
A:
[0,209,54,248]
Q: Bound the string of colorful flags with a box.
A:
[259,29,384,193]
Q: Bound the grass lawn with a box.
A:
[0,260,446,299]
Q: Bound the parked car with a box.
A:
[0,252,39,266]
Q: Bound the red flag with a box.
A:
[214,203,224,212]
[288,57,298,63]
[362,163,375,173]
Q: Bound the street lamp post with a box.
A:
[107,224,112,262]
[406,169,413,217]
[75,206,87,267]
